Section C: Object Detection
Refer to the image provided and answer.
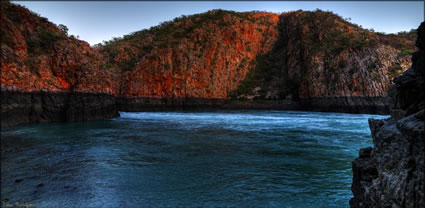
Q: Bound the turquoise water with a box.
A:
[1,110,388,208]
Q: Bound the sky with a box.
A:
[13,1,424,46]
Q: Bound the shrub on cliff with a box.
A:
[387,64,403,80]
[398,47,414,57]
[40,30,65,48]
[58,24,68,36]
[25,30,65,55]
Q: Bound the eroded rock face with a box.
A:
[351,22,425,208]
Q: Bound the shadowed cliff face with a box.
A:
[231,11,412,100]
[350,22,425,208]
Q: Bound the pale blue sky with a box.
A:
[13,1,424,45]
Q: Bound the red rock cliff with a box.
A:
[99,10,280,98]
[1,3,415,105]
[1,2,120,94]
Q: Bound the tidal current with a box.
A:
[1,110,388,207]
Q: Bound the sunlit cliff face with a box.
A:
[0,3,121,94]
[100,11,280,98]
[1,3,414,99]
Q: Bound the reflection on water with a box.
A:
[1,110,388,207]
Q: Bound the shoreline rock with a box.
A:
[2,89,391,128]
[1,88,119,128]
[350,22,425,208]
[117,96,390,114]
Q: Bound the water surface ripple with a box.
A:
[1,110,388,207]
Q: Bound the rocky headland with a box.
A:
[0,2,417,127]
[351,22,424,208]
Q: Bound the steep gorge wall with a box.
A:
[105,10,413,114]
[103,10,413,101]
[102,10,280,98]
[350,22,425,208]
[0,3,417,127]
[229,11,412,107]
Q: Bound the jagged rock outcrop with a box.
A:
[351,22,425,208]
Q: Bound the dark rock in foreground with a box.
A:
[350,22,425,208]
